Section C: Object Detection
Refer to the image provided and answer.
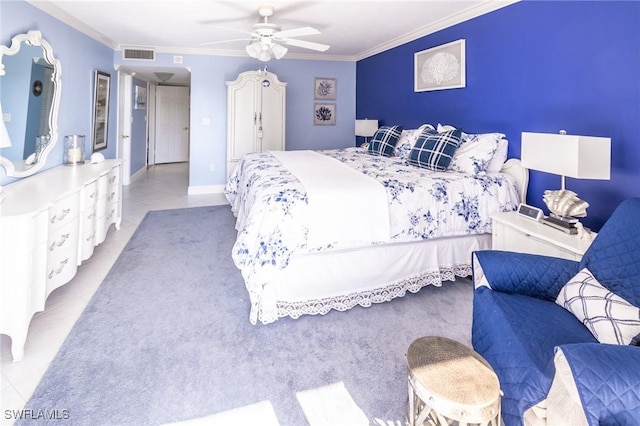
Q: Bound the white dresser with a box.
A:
[0,160,122,362]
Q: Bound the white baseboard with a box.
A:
[188,184,225,195]
[130,166,147,184]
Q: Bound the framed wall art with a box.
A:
[414,39,466,92]
[314,77,336,100]
[92,70,110,152]
[134,85,147,110]
[314,103,336,126]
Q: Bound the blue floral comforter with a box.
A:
[225,148,519,320]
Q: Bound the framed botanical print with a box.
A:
[414,39,466,92]
[314,77,336,100]
[92,70,110,152]
[314,103,336,126]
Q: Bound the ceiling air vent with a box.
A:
[122,48,155,61]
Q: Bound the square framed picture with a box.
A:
[314,103,336,126]
[314,77,336,100]
[414,39,466,92]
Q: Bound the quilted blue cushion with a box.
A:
[407,128,462,171]
[367,125,403,157]
[559,343,640,425]
[580,198,640,306]
[472,287,597,426]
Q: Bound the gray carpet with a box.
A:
[20,205,474,425]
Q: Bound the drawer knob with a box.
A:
[48,258,69,279]
[48,233,70,251]
[50,208,71,223]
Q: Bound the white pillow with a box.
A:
[486,138,509,173]
[395,124,435,160]
[437,124,508,174]
[437,123,457,133]
[448,133,503,175]
[556,268,640,345]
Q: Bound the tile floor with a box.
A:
[0,162,228,424]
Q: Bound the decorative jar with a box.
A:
[63,135,85,165]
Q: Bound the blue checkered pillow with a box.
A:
[368,125,404,157]
[407,129,462,171]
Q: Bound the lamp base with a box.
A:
[542,189,589,218]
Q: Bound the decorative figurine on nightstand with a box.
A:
[541,189,592,240]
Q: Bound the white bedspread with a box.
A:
[270,150,390,247]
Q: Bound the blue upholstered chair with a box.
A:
[472,198,640,425]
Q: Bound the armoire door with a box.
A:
[259,77,286,152]
[228,77,259,164]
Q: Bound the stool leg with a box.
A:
[408,377,415,426]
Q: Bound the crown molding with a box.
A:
[123,45,357,62]
[26,0,119,49]
[355,0,520,61]
[27,0,518,63]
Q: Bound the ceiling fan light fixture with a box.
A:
[257,49,272,62]
[271,43,287,60]
[246,42,262,58]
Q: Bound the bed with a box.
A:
[225,126,528,324]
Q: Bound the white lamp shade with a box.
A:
[521,132,611,180]
[355,119,379,137]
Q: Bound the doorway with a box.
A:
[153,85,190,164]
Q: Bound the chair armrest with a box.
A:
[472,250,580,301]
[556,343,640,425]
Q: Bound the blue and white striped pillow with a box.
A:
[368,125,404,157]
[407,129,462,171]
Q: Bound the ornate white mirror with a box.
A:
[0,30,61,177]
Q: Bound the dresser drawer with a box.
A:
[46,219,79,294]
[83,180,99,208]
[48,192,80,229]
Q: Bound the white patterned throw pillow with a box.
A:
[556,268,640,345]
[448,133,503,175]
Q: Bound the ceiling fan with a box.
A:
[202,5,330,62]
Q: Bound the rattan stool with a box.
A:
[406,336,501,426]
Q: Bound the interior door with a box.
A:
[154,86,189,164]
[117,71,132,185]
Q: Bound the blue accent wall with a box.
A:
[356,0,640,231]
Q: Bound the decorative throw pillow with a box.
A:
[448,133,503,175]
[486,138,509,173]
[407,128,462,171]
[367,125,404,157]
[395,124,435,160]
[556,268,640,345]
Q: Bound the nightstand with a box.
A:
[491,211,595,261]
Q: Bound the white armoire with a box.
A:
[226,70,287,176]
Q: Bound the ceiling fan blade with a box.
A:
[281,38,330,52]
[200,38,252,46]
[206,25,254,36]
[275,26,320,39]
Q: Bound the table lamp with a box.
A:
[355,119,378,146]
[521,130,610,222]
